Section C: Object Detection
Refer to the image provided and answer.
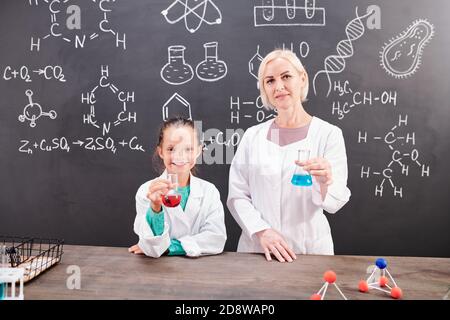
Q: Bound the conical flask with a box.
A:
[291,149,312,186]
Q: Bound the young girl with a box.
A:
[129,117,227,258]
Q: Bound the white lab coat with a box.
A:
[227,117,351,255]
[133,171,227,258]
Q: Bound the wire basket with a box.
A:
[1,236,64,283]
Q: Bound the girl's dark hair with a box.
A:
[152,117,201,175]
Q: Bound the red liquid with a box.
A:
[161,194,181,207]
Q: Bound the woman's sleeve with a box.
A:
[178,187,227,257]
[226,130,271,238]
[311,127,351,213]
[133,183,171,258]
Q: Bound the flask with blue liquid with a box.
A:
[291,149,312,187]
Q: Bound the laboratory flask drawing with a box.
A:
[196,42,227,82]
[18,89,57,127]
[161,45,194,85]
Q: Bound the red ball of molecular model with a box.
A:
[310,270,347,300]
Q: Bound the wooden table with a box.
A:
[24,245,450,300]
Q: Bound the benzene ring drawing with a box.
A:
[161,0,222,33]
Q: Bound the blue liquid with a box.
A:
[291,174,312,186]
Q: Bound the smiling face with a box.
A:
[157,125,201,176]
[262,57,307,111]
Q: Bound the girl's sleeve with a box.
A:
[311,127,351,213]
[133,183,171,258]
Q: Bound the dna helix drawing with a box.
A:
[313,7,375,97]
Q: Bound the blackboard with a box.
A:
[1,0,449,257]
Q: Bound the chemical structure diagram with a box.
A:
[229,95,276,125]
[81,65,136,136]
[28,0,126,51]
[18,89,57,127]
[331,80,397,120]
[358,114,430,198]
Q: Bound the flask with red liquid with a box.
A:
[161,173,182,207]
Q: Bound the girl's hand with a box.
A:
[255,229,297,262]
[128,244,144,255]
[296,157,333,186]
[146,178,173,212]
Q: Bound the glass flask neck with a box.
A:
[203,42,218,60]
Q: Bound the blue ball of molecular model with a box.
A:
[375,258,387,269]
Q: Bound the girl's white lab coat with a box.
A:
[133,172,227,258]
[227,117,351,255]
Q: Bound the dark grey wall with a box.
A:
[1,0,449,257]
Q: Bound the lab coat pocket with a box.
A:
[257,162,281,189]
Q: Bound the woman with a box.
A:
[227,49,351,262]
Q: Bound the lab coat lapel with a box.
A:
[259,119,283,175]
[183,174,203,223]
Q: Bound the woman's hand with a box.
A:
[146,178,173,212]
[128,244,144,255]
[255,229,297,262]
[296,157,333,186]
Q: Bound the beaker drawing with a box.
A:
[196,41,227,82]
[291,149,312,187]
[161,45,194,85]
[18,89,57,128]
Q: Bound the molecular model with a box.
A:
[358,258,403,299]
[310,270,348,300]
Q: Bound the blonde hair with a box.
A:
[258,49,309,110]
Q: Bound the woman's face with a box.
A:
[158,126,201,175]
[263,57,306,111]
